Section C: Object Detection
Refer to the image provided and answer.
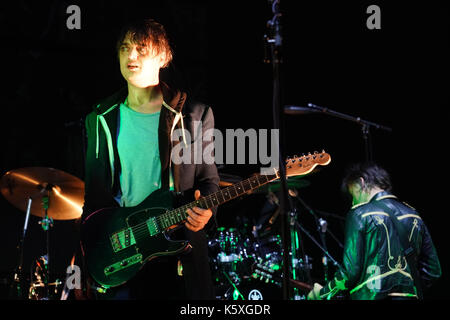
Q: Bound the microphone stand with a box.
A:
[307,103,392,161]
[265,0,293,300]
[285,103,392,161]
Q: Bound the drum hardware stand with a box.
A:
[288,206,312,299]
[294,220,343,273]
[9,197,33,299]
[289,195,345,281]
[290,189,330,282]
[222,271,244,300]
[37,187,54,299]
[290,189,345,283]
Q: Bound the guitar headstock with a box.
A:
[285,150,331,177]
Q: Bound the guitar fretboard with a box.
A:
[156,172,279,230]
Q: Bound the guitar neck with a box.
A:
[156,151,331,230]
[157,172,279,230]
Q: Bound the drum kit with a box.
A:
[0,167,84,300]
[209,174,316,300]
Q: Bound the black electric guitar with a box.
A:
[81,151,331,288]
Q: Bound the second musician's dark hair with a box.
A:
[341,162,393,194]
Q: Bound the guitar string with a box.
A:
[129,161,313,241]
[128,154,325,240]
[128,155,325,242]
[128,166,313,243]
[129,177,265,241]
[109,155,325,247]
[128,175,273,242]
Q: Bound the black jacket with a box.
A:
[319,191,441,300]
[82,82,219,217]
[81,82,220,299]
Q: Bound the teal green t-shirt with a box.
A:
[116,103,162,207]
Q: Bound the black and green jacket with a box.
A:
[319,191,441,300]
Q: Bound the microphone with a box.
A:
[284,105,318,115]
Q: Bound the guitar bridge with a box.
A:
[110,217,160,253]
[110,228,136,253]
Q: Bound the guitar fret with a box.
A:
[216,190,225,204]
[205,197,214,208]
[178,208,185,221]
[158,216,165,229]
[222,188,232,201]
[236,182,244,194]
[241,180,251,192]
[158,174,279,231]
[249,176,259,188]
[176,209,182,221]
[229,185,238,198]
[163,215,169,228]
[210,194,219,206]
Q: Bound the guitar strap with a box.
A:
[376,199,423,300]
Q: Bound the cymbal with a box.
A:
[253,176,310,194]
[0,167,84,220]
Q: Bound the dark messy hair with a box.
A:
[116,18,173,67]
[341,162,393,194]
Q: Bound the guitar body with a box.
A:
[81,189,189,288]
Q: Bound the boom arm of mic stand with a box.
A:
[307,103,392,132]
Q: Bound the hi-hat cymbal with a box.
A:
[0,167,84,220]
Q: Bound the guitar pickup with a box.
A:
[104,253,142,276]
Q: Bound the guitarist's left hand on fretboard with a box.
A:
[185,190,213,232]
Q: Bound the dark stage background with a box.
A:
[0,0,448,300]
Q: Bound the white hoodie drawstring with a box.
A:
[94,100,185,189]
[162,101,187,147]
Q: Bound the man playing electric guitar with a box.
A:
[307,163,441,300]
[78,18,219,300]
